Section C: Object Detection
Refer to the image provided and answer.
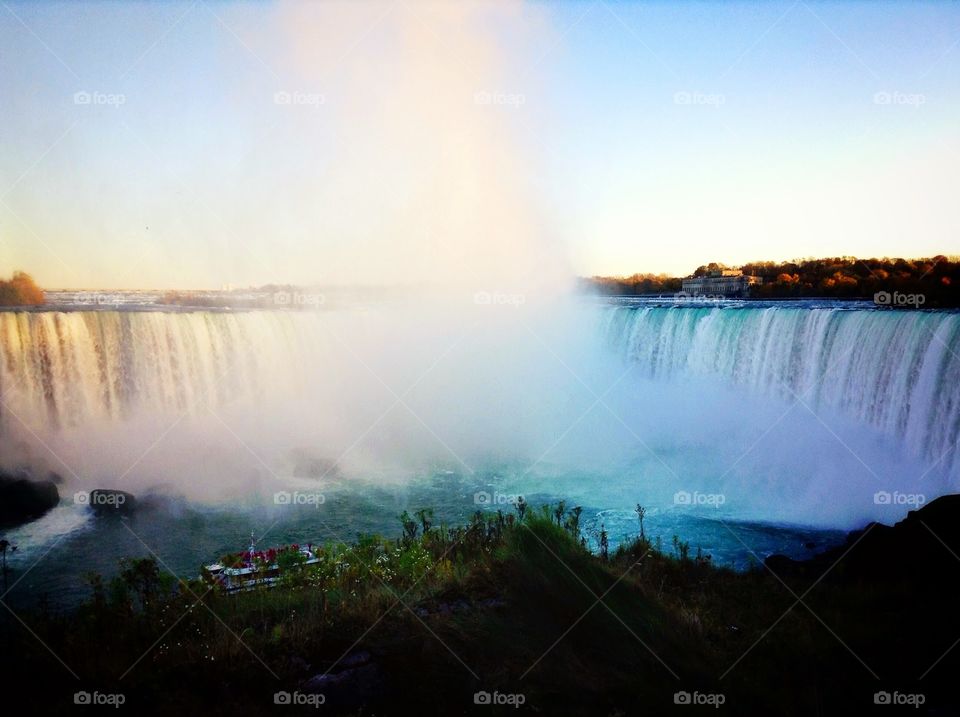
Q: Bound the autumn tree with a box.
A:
[0,270,45,306]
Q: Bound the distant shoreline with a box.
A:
[1,294,953,314]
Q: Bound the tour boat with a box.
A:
[202,534,320,593]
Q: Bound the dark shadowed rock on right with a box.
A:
[765,494,960,583]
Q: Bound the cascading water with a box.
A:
[0,304,618,500]
[0,310,315,428]
[0,302,957,518]
[2,301,957,604]
[602,303,960,478]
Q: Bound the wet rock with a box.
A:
[0,472,59,528]
[302,654,385,708]
[339,651,371,668]
[765,495,960,584]
[479,597,507,609]
[88,489,136,516]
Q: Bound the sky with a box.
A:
[0,0,958,289]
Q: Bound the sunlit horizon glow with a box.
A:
[1,0,958,290]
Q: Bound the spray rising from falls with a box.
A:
[603,304,960,478]
[0,304,616,500]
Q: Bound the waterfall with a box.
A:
[0,310,314,429]
[1,305,957,496]
[603,304,960,477]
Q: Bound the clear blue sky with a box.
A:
[1,1,958,288]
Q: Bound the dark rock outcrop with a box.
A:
[301,651,385,708]
[765,494,960,583]
[88,489,136,516]
[0,472,59,528]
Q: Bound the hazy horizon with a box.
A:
[2,0,959,290]
[29,249,960,293]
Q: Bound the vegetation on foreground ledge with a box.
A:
[3,498,959,715]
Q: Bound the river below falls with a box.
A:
[3,469,847,610]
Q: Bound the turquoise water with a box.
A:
[3,470,844,610]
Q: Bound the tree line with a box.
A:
[0,270,44,306]
[583,255,960,306]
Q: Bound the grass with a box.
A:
[2,502,956,715]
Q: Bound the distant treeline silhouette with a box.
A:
[0,271,44,306]
[583,255,960,306]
